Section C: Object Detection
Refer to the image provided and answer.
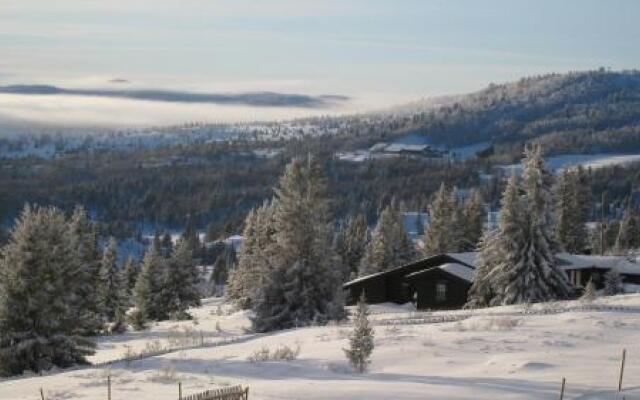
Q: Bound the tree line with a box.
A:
[0,206,202,376]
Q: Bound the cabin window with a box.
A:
[436,282,447,302]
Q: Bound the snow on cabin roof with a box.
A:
[439,263,475,282]
[447,252,478,268]
[343,269,389,286]
[556,252,640,275]
[405,262,475,283]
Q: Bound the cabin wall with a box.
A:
[408,270,471,310]
[385,275,412,304]
[345,278,387,305]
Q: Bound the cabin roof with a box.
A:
[405,262,475,283]
[343,253,477,288]
[556,252,640,275]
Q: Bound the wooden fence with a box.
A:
[181,385,248,400]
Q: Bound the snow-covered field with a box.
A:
[499,153,640,174]
[3,296,640,399]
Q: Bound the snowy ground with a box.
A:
[498,153,640,174]
[3,296,640,400]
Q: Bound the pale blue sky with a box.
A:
[0,0,639,124]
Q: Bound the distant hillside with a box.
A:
[404,69,640,154]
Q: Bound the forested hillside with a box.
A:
[2,69,640,238]
[407,69,640,154]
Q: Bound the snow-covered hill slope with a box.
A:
[2,296,640,399]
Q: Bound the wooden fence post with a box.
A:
[107,374,111,400]
[619,348,626,392]
[178,381,182,400]
[40,387,45,400]
[558,377,565,400]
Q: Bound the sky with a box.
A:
[0,0,639,126]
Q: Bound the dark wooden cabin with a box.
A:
[343,254,475,306]
[557,253,640,289]
[404,263,474,310]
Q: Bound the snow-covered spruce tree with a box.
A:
[182,216,201,254]
[251,156,344,332]
[489,145,572,305]
[461,189,485,251]
[615,208,640,254]
[162,238,201,319]
[67,205,104,334]
[603,268,624,296]
[464,229,501,308]
[99,237,127,322]
[571,166,590,252]
[160,231,173,258]
[123,255,140,297]
[555,168,589,253]
[580,278,597,302]
[134,245,167,321]
[359,203,415,276]
[0,206,95,376]
[423,183,462,256]
[226,208,258,306]
[337,213,369,281]
[210,245,234,296]
[227,201,276,308]
[344,292,374,373]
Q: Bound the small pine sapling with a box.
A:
[344,292,374,373]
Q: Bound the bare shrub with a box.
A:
[148,362,179,383]
[444,317,521,332]
[143,339,165,354]
[167,326,200,348]
[247,344,301,363]
[123,345,137,366]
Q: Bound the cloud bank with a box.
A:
[0,84,348,108]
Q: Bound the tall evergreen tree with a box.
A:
[489,145,572,305]
[615,208,640,253]
[251,157,344,332]
[123,255,140,296]
[226,202,276,308]
[99,237,126,322]
[226,208,258,306]
[555,167,589,253]
[465,229,501,308]
[359,203,414,276]
[423,183,462,255]
[162,238,201,319]
[0,206,95,376]
[134,245,167,321]
[160,231,173,257]
[67,205,103,334]
[461,189,485,251]
[182,215,201,255]
[337,214,369,281]
[210,246,234,296]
